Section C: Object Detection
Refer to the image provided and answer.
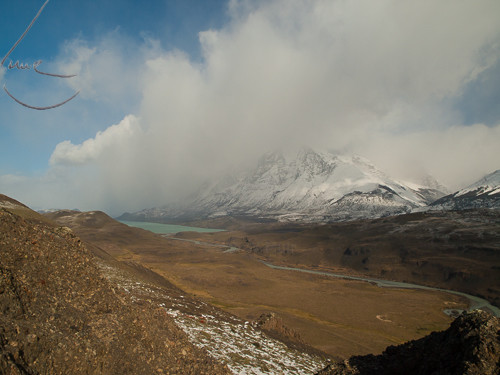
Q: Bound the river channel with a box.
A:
[165,235,500,318]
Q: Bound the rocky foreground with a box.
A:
[1,194,499,374]
[0,199,229,374]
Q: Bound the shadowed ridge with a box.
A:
[316,310,499,375]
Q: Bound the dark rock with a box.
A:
[316,310,500,375]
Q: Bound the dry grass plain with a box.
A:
[130,238,466,358]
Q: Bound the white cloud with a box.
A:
[49,115,141,166]
[130,0,500,185]
[4,0,500,214]
[354,123,500,189]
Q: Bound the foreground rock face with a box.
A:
[0,207,229,374]
[317,310,499,375]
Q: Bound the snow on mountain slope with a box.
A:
[429,170,500,211]
[122,149,447,223]
[190,149,437,221]
[455,169,500,197]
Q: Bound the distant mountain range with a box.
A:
[121,148,497,223]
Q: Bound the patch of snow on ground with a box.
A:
[164,309,326,374]
[97,261,328,375]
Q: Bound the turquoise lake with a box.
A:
[119,220,225,234]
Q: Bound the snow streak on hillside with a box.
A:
[98,262,328,374]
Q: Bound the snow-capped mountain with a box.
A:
[121,149,447,223]
[429,170,500,211]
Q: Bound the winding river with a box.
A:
[166,235,500,318]
[123,220,499,317]
[261,262,500,317]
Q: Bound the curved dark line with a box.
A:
[1,0,50,67]
[3,85,80,110]
[34,66,77,78]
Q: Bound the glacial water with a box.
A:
[119,220,225,234]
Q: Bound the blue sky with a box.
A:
[0,0,228,61]
[1,0,499,214]
[0,0,227,174]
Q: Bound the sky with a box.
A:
[1,0,499,216]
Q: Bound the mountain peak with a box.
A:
[123,149,449,223]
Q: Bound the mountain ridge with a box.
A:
[430,169,500,211]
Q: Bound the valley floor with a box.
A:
[134,236,467,358]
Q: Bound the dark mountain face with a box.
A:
[430,170,500,211]
[431,189,500,210]
[316,310,500,375]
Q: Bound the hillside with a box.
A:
[0,198,229,374]
[51,209,475,357]
[2,195,499,374]
[1,198,329,374]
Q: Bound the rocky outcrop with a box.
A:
[0,207,229,374]
[316,310,499,375]
[255,312,304,345]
